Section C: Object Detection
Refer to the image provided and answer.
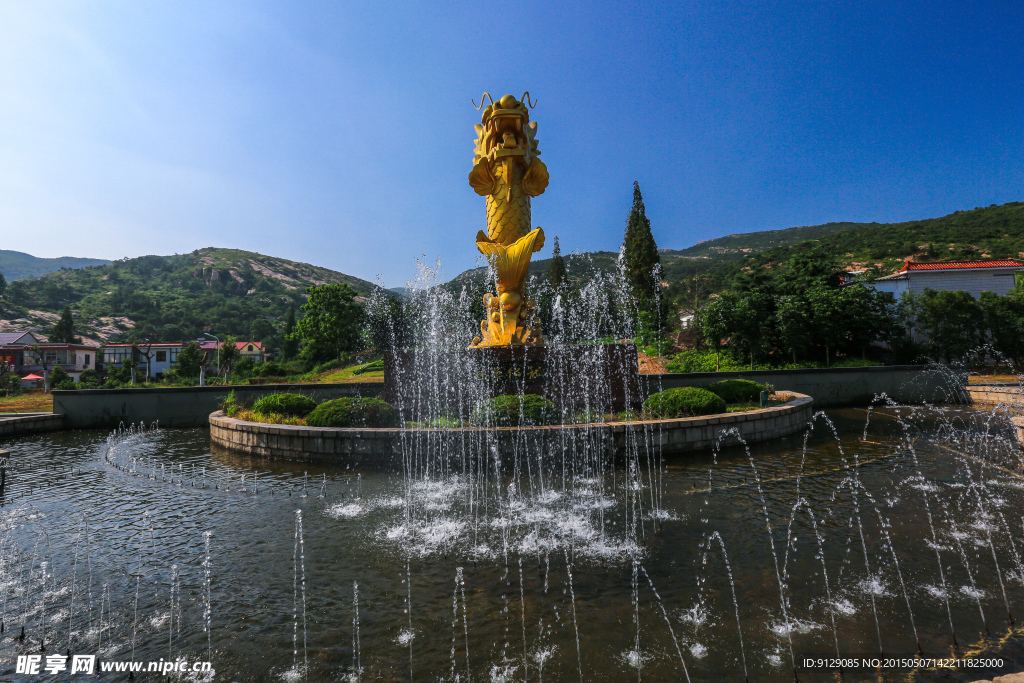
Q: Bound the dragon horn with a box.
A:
[520,91,537,108]
[472,92,494,110]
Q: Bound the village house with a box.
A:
[199,340,266,363]
[871,259,1024,298]
[101,342,190,378]
[0,333,99,384]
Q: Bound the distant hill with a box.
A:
[445,202,1024,302]
[665,222,872,262]
[723,201,1024,277]
[0,247,379,347]
[0,250,110,281]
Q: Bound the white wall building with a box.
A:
[871,259,1024,299]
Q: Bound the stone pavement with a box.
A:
[971,673,1024,683]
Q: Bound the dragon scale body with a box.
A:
[485,160,531,245]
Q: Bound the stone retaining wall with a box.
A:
[967,384,1024,408]
[54,383,383,429]
[0,413,65,439]
[644,365,963,407]
[209,393,814,465]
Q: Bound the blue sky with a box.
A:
[1,1,1021,286]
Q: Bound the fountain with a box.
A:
[382,91,641,415]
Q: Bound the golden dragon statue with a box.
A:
[468,92,550,348]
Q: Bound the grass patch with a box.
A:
[231,408,307,426]
[0,392,53,413]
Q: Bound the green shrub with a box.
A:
[253,360,285,377]
[48,366,71,387]
[471,394,559,427]
[643,387,726,418]
[706,379,765,404]
[252,393,317,417]
[306,397,400,428]
[0,373,24,397]
[103,379,122,389]
[353,359,384,375]
[232,357,256,379]
[54,379,77,391]
[78,369,101,388]
[665,350,748,373]
[221,390,240,417]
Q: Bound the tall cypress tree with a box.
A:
[281,303,299,360]
[50,306,76,343]
[547,236,566,291]
[621,181,661,314]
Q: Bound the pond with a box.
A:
[0,404,1022,681]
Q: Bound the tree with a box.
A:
[24,345,53,392]
[281,304,299,360]
[49,306,79,343]
[365,293,412,351]
[620,181,661,316]
[696,295,736,371]
[295,284,363,364]
[547,236,566,291]
[173,342,204,378]
[914,288,984,363]
[249,318,277,351]
[0,272,6,298]
[980,289,1024,365]
[219,336,240,380]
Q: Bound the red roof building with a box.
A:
[873,259,1024,298]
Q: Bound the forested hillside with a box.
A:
[0,248,377,348]
[725,201,1024,277]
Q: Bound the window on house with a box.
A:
[84,355,90,367]
[156,351,166,362]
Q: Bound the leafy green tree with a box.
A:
[365,293,411,351]
[547,236,566,291]
[172,342,204,378]
[281,304,299,360]
[696,294,738,372]
[980,289,1024,365]
[914,288,984,363]
[807,285,848,367]
[774,295,811,365]
[621,181,661,316]
[249,318,277,351]
[0,372,23,397]
[219,337,240,380]
[295,283,363,364]
[0,272,6,298]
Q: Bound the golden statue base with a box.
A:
[469,227,545,348]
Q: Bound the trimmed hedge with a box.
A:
[306,397,401,428]
[472,394,558,427]
[252,393,318,417]
[643,387,726,418]
[706,379,765,404]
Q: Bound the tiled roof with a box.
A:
[199,341,262,350]
[900,259,1024,272]
[0,332,33,345]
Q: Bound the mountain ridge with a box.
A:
[0,250,111,281]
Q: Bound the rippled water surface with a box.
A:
[0,406,1023,681]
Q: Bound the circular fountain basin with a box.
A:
[209,391,814,464]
